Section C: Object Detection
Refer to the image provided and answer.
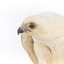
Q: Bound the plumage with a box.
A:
[18,12,64,64]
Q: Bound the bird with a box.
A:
[18,12,64,64]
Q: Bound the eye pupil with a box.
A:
[29,23,35,29]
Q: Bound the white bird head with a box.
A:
[17,16,47,38]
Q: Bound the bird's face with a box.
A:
[17,18,47,38]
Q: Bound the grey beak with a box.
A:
[17,28,24,35]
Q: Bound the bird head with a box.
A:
[17,16,47,38]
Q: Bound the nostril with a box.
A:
[17,28,24,35]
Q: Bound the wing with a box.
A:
[21,34,38,64]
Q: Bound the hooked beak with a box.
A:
[17,28,24,35]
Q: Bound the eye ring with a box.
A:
[29,22,35,29]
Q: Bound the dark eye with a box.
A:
[29,22,35,29]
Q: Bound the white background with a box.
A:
[0,0,64,64]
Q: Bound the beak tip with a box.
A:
[18,32,19,35]
[17,30,19,35]
[17,28,24,35]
